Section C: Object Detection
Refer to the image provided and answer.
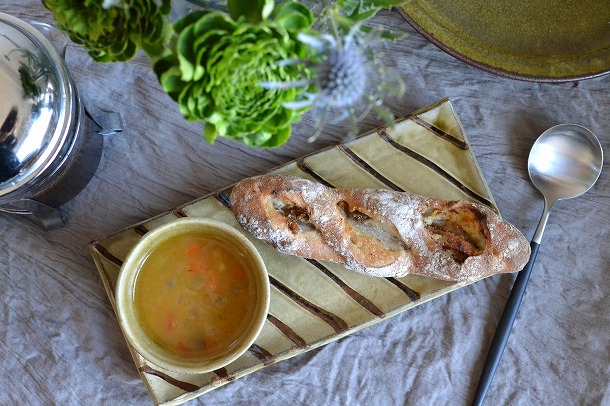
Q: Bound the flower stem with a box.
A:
[325,3,343,51]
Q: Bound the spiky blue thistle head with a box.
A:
[260,7,406,143]
[316,39,367,108]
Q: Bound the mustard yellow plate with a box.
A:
[399,0,610,82]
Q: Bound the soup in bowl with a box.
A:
[115,218,270,374]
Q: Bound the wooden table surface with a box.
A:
[0,2,608,405]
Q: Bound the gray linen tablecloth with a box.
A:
[0,2,608,405]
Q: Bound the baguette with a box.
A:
[230,175,530,282]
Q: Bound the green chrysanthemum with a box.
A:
[41,0,172,62]
[154,1,315,147]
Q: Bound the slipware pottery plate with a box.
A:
[398,0,610,82]
[91,98,501,405]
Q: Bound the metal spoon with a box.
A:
[472,124,604,405]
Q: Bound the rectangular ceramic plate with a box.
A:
[90,98,497,406]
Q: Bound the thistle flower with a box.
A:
[262,2,406,142]
[314,33,367,110]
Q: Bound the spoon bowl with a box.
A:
[528,124,603,243]
[528,124,603,204]
[473,123,603,406]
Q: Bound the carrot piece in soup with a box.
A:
[185,242,199,257]
[176,342,191,353]
[165,314,176,332]
[186,260,205,273]
[233,266,246,280]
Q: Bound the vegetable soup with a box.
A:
[133,231,258,359]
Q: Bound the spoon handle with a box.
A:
[471,241,541,406]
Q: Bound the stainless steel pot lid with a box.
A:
[0,12,76,197]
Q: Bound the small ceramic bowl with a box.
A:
[115,218,270,374]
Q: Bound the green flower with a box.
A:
[42,0,172,62]
[154,1,314,147]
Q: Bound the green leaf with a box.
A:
[159,0,172,15]
[153,54,176,77]
[261,0,276,19]
[243,130,273,147]
[369,0,407,7]
[274,2,313,25]
[276,12,311,30]
[344,9,377,23]
[191,12,236,37]
[141,26,169,59]
[176,26,197,81]
[338,0,406,14]
[228,0,275,23]
[373,104,395,126]
[174,10,209,33]
[203,122,218,144]
[359,25,407,41]
[260,125,291,147]
[159,68,185,94]
[337,0,360,15]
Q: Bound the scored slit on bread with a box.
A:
[422,206,489,263]
[337,200,408,269]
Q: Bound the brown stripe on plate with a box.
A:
[249,344,275,366]
[139,365,199,393]
[172,208,188,218]
[385,277,421,302]
[337,145,404,192]
[269,275,348,334]
[413,117,469,150]
[296,159,335,188]
[378,130,495,209]
[213,367,235,381]
[307,260,385,318]
[92,243,123,267]
[266,314,307,348]
[133,225,149,236]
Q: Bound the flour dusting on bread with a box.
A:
[230,175,530,282]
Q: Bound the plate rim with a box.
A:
[396,7,610,83]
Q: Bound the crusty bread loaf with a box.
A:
[230,175,530,282]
